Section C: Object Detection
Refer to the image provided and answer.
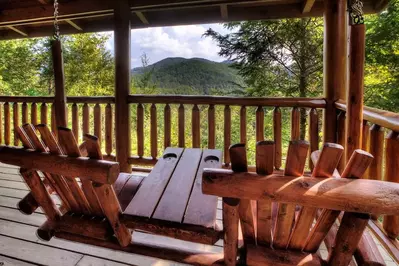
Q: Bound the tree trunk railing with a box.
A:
[336,99,399,263]
[0,95,325,171]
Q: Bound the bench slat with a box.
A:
[124,147,184,218]
[184,149,222,228]
[153,148,203,223]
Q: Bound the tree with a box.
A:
[204,18,324,138]
[364,0,399,112]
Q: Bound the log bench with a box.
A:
[0,124,225,265]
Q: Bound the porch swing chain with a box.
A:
[349,0,364,25]
[53,0,60,40]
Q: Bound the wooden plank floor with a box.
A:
[0,163,396,266]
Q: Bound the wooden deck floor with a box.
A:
[0,163,396,266]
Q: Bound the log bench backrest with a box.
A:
[0,124,131,247]
[203,141,399,266]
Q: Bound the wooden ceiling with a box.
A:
[0,0,388,40]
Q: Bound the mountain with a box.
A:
[131,57,245,95]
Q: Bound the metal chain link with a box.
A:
[349,0,364,25]
[53,0,60,40]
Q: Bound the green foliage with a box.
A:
[364,0,399,112]
[132,57,245,95]
[0,33,114,97]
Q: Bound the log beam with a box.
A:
[323,0,347,143]
[114,0,131,172]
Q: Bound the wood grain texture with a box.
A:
[137,103,144,157]
[93,103,102,144]
[247,244,323,266]
[383,131,399,239]
[323,0,347,143]
[150,103,158,158]
[13,102,19,146]
[308,108,319,170]
[124,147,183,218]
[4,103,10,145]
[346,24,365,160]
[202,170,399,215]
[229,143,255,247]
[223,197,240,266]
[117,174,144,211]
[240,106,247,144]
[22,102,28,124]
[184,149,222,228]
[291,107,300,140]
[336,111,346,172]
[192,104,200,148]
[327,212,369,266]
[368,124,383,181]
[208,104,215,149]
[40,102,47,125]
[31,102,37,125]
[153,148,202,222]
[224,105,231,165]
[72,103,79,140]
[82,103,89,135]
[255,141,275,246]
[105,103,113,156]
[288,143,343,250]
[256,106,264,142]
[178,104,185,147]
[164,104,171,149]
[273,107,282,169]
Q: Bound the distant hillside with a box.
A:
[131,57,245,94]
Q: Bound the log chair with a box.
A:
[202,141,395,266]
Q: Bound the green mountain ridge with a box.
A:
[131,57,245,94]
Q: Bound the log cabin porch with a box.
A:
[0,0,399,265]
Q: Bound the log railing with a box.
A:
[335,99,399,263]
[0,96,115,160]
[127,95,326,168]
[0,95,326,171]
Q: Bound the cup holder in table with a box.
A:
[204,155,219,164]
[163,153,177,161]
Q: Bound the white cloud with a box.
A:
[104,23,231,67]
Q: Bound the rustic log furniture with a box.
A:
[202,141,399,266]
[0,124,226,265]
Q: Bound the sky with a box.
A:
[104,23,231,68]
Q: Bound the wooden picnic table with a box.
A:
[121,147,223,245]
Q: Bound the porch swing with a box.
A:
[0,0,398,265]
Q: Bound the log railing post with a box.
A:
[114,0,131,172]
[4,102,10,146]
[105,103,113,156]
[240,106,246,144]
[40,103,48,125]
[273,107,282,169]
[323,0,348,143]
[31,102,37,125]
[383,131,399,239]
[164,104,171,149]
[208,104,215,149]
[13,102,19,146]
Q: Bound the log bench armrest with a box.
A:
[0,145,120,184]
[202,168,399,216]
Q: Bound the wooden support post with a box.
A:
[309,108,319,170]
[223,197,240,266]
[114,0,131,172]
[208,105,216,149]
[346,24,366,160]
[164,104,171,148]
[323,0,348,143]
[51,39,67,128]
[327,212,370,266]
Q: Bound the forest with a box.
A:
[0,0,398,164]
